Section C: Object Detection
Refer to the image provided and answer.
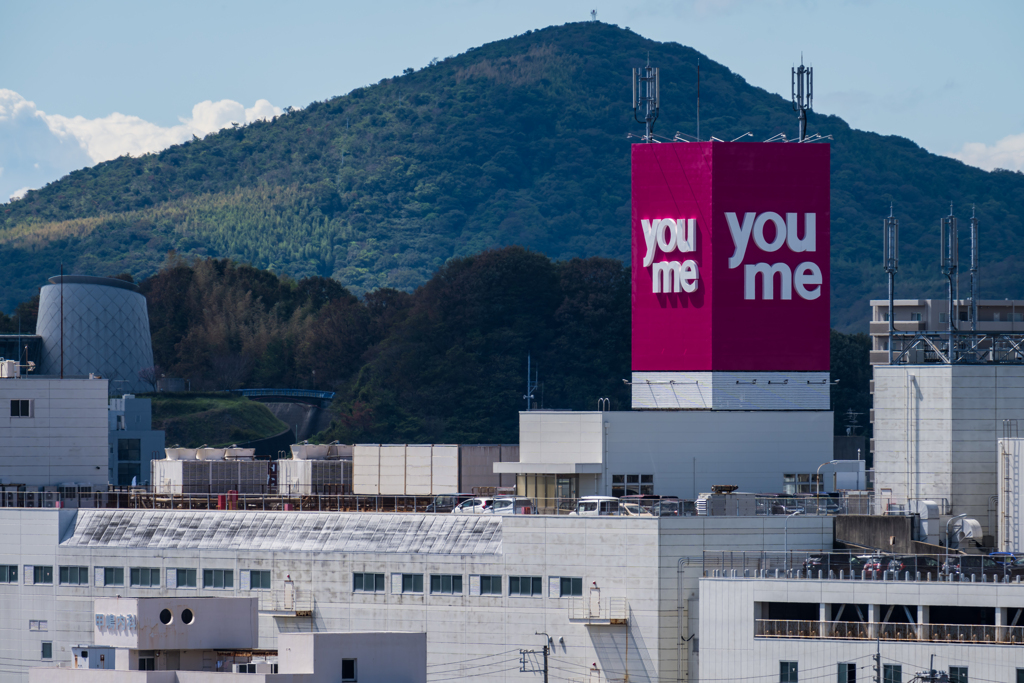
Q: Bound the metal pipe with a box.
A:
[784,510,803,568]
[945,513,967,572]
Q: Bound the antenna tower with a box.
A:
[523,354,539,411]
[969,206,979,333]
[882,205,899,364]
[791,58,813,141]
[590,9,597,21]
[940,204,959,354]
[632,60,660,143]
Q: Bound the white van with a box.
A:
[568,496,620,516]
[491,496,537,515]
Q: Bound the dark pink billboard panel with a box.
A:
[631,142,830,372]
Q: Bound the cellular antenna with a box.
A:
[969,205,979,333]
[696,58,700,142]
[632,58,660,143]
[940,203,959,352]
[791,56,812,141]
[883,204,899,364]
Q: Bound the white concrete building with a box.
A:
[0,507,832,682]
[0,376,109,491]
[700,572,1024,683]
[872,365,1024,536]
[498,410,835,506]
[108,395,164,487]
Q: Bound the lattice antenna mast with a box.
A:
[969,206,979,333]
[940,203,959,355]
[791,57,812,141]
[633,59,660,143]
[883,204,899,364]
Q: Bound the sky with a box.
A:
[1,0,1022,203]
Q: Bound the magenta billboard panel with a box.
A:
[631,142,830,372]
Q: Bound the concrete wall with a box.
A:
[279,632,425,682]
[700,576,1024,683]
[0,378,109,489]
[0,508,832,683]
[873,365,1024,534]
[458,445,518,492]
[998,437,1024,552]
[834,515,915,553]
[519,412,604,467]
[93,597,258,650]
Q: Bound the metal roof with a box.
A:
[62,511,502,555]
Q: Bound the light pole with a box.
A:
[784,510,803,569]
[817,460,840,496]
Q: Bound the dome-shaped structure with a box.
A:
[37,275,154,393]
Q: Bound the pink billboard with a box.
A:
[631,142,830,372]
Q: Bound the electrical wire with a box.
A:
[426,649,519,667]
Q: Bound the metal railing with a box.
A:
[704,550,1024,584]
[567,597,628,623]
[753,496,874,516]
[257,588,313,614]
[889,330,1024,365]
[228,388,336,400]
[755,619,1024,645]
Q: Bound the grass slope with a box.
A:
[149,394,287,448]
[2,22,1022,330]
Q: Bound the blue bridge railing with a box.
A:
[228,388,336,401]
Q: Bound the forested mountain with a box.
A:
[2,22,1022,330]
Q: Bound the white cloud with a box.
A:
[0,89,284,202]
[948,133,1024,172]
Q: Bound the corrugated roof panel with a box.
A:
[62,511,502,555]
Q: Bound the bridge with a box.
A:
[227,388,336,406]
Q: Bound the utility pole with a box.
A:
[543,644,549,683]
[873,632,880,683]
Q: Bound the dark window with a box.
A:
[117,439,141,461]
[139,651,156,671]
[59,566,89,585]
[430,574,463,594]
[33,566,53,585]
[780,661,798,683]
[401,574,423,593]
[353,572,385,593]
[342,658,356,681]
[769,602,819,621]
[130,567,160,587]
[479,575,502,595]
[176,568,197,588]
[203,569,233,588]
[41,642,52,660]
[949,667,967,683]
[509,576,543,596]
[10,400,31,417]
[1017,669,1024,683]
[0,565,17,583]
[250,570,271,590]
[104,567,124,586]
[560,577,583,597]
[838,663,855,683]
[884,665,902,683]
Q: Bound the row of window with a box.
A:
[781,662,970,683]
[611,474,654,497]
[353,573,583,597]
[5,565,271,590]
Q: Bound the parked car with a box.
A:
[451,497,493,514]
[650,499,693,517]
[426,493,476,513]
[490,496,537,515]
[887,555,942,576]
[568,496,620,516]
[620,502,653,517]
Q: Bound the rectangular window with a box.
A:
[1017,669,1024,683]
[911,312,922,321]
[884,665,902,683]
[479,575,502,595]
[176,568,197,588]
[41,642,52,660]
[10,399,32,417]
[130,567,160,587]
[28,620,47,631]
[353,572,385,593]
[342,658,357,681]
[202,569,233,589]
[250,570,271,590]
[117,438,142,462]
[838,662,855,683]
[138,651,155,671]
[0,565,17,583]
[33,566,53,585]
[430,574,463,594]
[400,574,424,593]
[59,566,89,586]
[949,667,967,683]
[103,567,124,586]
[559,577,583,597]
[509,576,543,596]
[780,661,798,683]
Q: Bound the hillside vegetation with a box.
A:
[149,393,288,448]
[1,23,1021,330]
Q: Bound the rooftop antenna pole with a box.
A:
[970,206,979,334]
[883,204,899,365]
[60,262,64,379]
[697,58,700,142]
[632,56,660,143]
[940,203,959,361]
[791,55,812,141]
[524,354,539,411]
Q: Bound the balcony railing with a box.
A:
[257,588,313,615]
[567,597,627,624]
[756,619,1024,645]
